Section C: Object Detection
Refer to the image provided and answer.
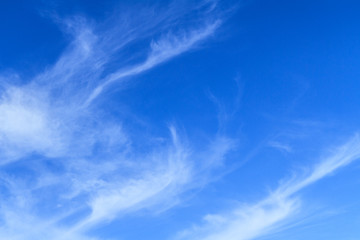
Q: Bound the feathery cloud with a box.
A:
[176,135,360,240]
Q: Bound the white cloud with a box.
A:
[0,3,228,239]
[0,2,358,239]
[84,20,221,106]
[0,87,64,161]
[176,135,360,240]
[71,129,193,230]
[268,141,292,153]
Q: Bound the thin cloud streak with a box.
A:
[70,128,192,230]
[176,134,360,240]
[84,20,221,106]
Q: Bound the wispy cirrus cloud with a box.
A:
[84,20,221,106]
[0,0,223,160]
[0,1,231,239]
[1,1,356,240]
[175,134,360,240]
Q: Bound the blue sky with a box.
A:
[0,0,360,239]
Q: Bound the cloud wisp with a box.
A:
[84,20,221,106]
[0,1,232,239]
[176,134,360,240]
[0,1,222,162]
